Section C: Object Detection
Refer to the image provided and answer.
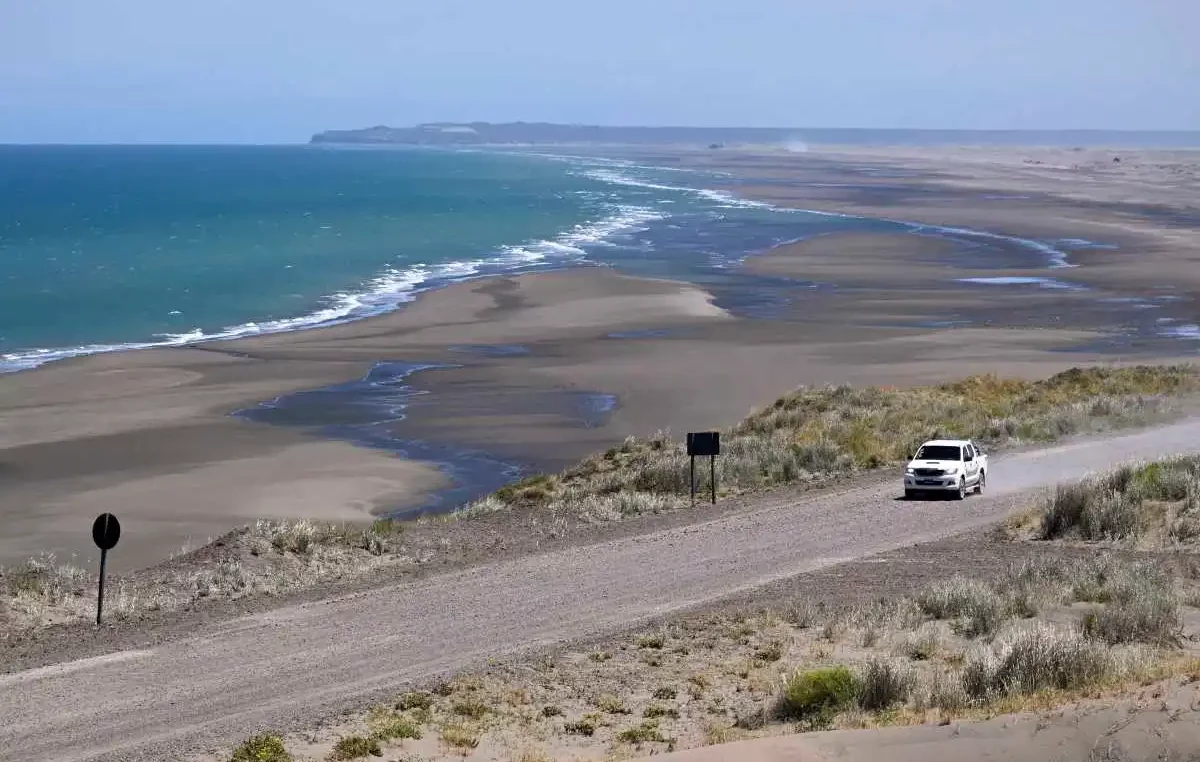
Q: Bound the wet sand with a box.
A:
[2,146,1199,571]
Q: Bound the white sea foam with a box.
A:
[1158,321,1200,340]
[578,164,1078,267]
[956,276,1083,290]
[1,203,662,373]
[580,167,775,210]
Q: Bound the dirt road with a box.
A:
[3,420,1199,762]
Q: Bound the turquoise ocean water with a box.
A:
[2,142,1182,373]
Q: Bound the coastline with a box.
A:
[2,144,1199,571]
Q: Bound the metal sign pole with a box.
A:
[690,454,696,506]
[91,512,121,626]
[710,454,716,505]
[96,548,108,625]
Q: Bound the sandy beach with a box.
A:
[2,144,1198,572]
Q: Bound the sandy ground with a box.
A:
[683,144,1200,299]
[2,418,1199,762]
[634,682,1200,762]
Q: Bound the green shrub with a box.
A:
[328,735,381,761]
[778,665,858,719]
[616,720,667,743]
[369,714,421,741]
[229,734,292,762]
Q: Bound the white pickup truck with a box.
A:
[903,438,987,500]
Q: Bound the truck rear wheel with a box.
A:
[976,470,986,494]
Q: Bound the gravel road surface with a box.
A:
[3,420,1199,762]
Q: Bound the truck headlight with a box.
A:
[905,467,914,475]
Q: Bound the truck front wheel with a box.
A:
[954,478,966,500]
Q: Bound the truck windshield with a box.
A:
[916,445,961,461]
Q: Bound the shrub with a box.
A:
[923,670,969,712]
[918,577,997,620]
[652,686,678,700]
[328,736,380,761]
[1083,585,1182,646]
[637,633,666,649]
[1041,482,1092,539]
[1080,491,1142,540]
[439,723,479,750]
[857,658,912,711]
[753,641,785,663]
[369,714,421,741]
[616,720,667,744]
[964,623,1113,699]
[563,718,596,736]
[451,698,488,719]
[918,577,1005,637]
[595,694,629,714]
[778,665,859,719]
[644,704,679,719]
[902,625,941,661]
[784,599,822,629]
[394,692,433,711]
[229,734,292,762]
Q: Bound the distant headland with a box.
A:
[308,123,1200,148]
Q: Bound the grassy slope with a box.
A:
[3,364,1198,631]
[465,364,1200,521]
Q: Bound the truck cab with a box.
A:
[903,439,987,500]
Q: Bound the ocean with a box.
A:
[0,143,1183,373]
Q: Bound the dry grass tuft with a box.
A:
[963,622,1115,700]
[1038,455,1200,545]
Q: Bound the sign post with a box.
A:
[91,513,121,625]
[686,432,721,506]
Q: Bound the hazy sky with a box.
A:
[2,0,1196,143]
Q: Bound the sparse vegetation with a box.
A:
[328,735,381,761]
[438,723,479,750]
[450,698,488,719]
[962,622,1115,700]
[367,712,422,742]
[1038,455,1200,546]
[563,718,596,736]
[395,692,433,712]
[615,719,668,744]
[229,538,1200,761]
[229,734,292,762]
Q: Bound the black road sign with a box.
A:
[91,513,121,625]
[686,431,720,457]
[686,432,721,505]
[92,513,121,551]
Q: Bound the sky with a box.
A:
[1,0,1197,143]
